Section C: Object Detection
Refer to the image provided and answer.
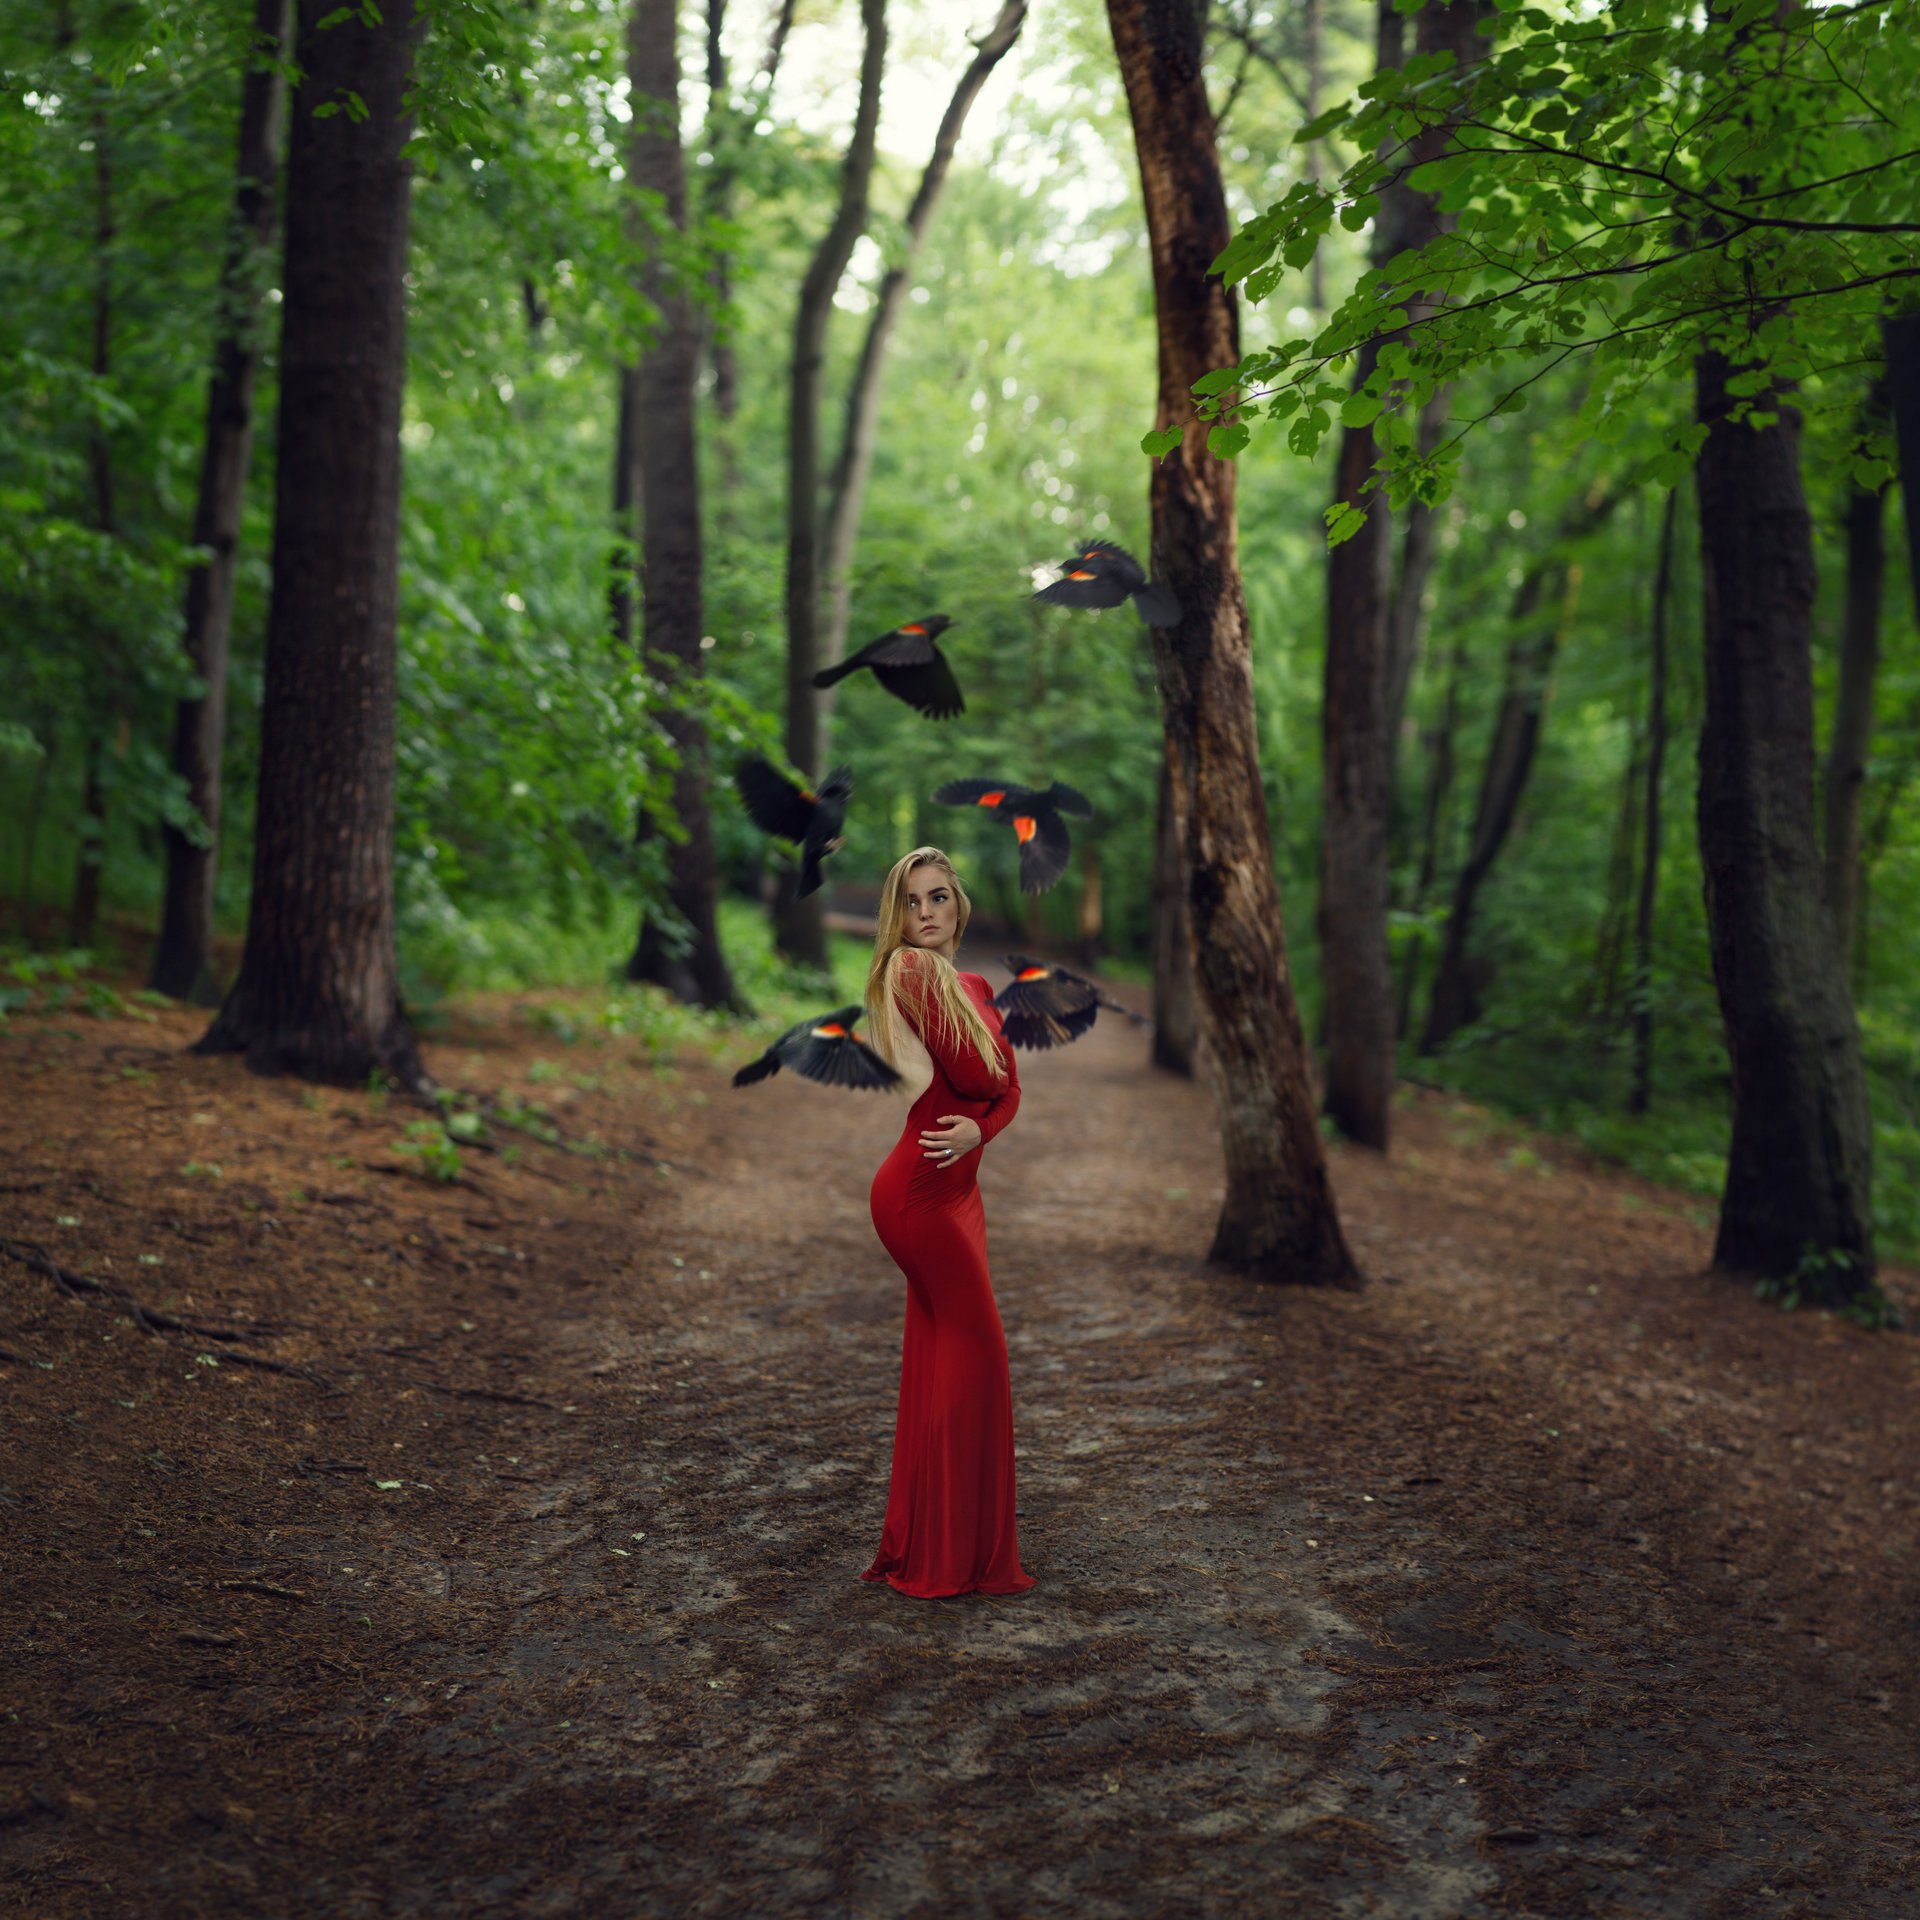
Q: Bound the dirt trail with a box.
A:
[3,981,1918,1918]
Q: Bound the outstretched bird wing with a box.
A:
[731,1012,812,1087]
[995,958,1099,1021]
[1015,807,1073,895]
[1071,540,1150,592]
[997,1001,1101,1052]
[735,757,817,845]
[781,1007,902,1091]
[1034,567,1129,612]
[872,652,965,719]
[931,777,1021,812]
[1042,781,1094,819]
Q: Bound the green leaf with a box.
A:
[1340,393,1383,430]
[1206,421,1251,460]
[1140,427,1183,459]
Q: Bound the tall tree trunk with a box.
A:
[704,0,740,502]
[197,0,427,1091]
[1319,0,1485,1148]
[152,0,294,1003]
[625,0,742,1011]
[817,0,1028,710]
[1383,391,1449,780]
[1628,486,1677,1115]
[773,0,886,968]
[1108,0,1356,1287]
[1303,0,1324,313]
[1821,459,1884,970]
[1149,753,1197,1074]
[1421,483,1618,1053]
[1693,350,1874,1294]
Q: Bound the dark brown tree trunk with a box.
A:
[1384,392,1449,777]
[1628,486,1677,1115]
[1303,0,1324,312]
[818,0,1028,696]
[1822,462,1884,970]
[625,0,742,1011]
[151,0,293,1003]
[1693,350,1874,1293]
[1108,0,1356,1286]
[773,0,886,968]
[1319,0,1485,1148]
[196,0,427,1092]
[1421,484,1617,1052]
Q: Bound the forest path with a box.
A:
[4,980,1918,1918]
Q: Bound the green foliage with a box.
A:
[391,1117,464,1183]
[1199,3,1920,510]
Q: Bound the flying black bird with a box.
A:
[812,615,965,719]
[1033,539,1181,627]
[732,1005,903,1092]
[734,756,851,899]
[991,954,1153,1052]
[930,777,1093,894]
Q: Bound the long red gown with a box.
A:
[860,952,1037,1598]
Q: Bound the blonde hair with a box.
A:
[864,847,1007,1082]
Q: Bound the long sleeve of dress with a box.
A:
[891,951,1021,1146]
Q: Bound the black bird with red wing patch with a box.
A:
[732,1004,902,1092]
[1033,539,1181,627]
[930,777,1093,894]
[734,756,851,899]
[812,614,965,718]
[991,953,1153,1051]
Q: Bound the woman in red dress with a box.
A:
[859,846,1037,1599]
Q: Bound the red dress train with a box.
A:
[861,954,1036,1598]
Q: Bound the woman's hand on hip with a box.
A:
[920,1114,984,1162]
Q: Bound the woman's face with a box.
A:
[901,865,960,957]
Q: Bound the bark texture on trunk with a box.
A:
[1821,470,1883,969]
[817,0,1027,700]
[1149,752,1197,1074]
[152,0,293,1003]
[197,0,426,1091]
[774,0,886,968]
[1693,350,1874,1291]
[1109,0,1356,1286]
[625,0,741,1011]
[1319,0,1485,1147]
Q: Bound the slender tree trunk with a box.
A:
[1822,461,1884,969]
[1149,753,1198,1074]
[1319,0,1485,1148]
[817,0,1028,712]
[1108,0,1356,1286]
[1384,391,1449,780]
[703,0,741,505]
[1421,484,1618,1052]
[1693,350,1874,1293]
[1628,486,1677,1115]
[773,0,886,967]
[625,0,742,1011]
[152,0,293,1003]
[197,0,427,1091]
